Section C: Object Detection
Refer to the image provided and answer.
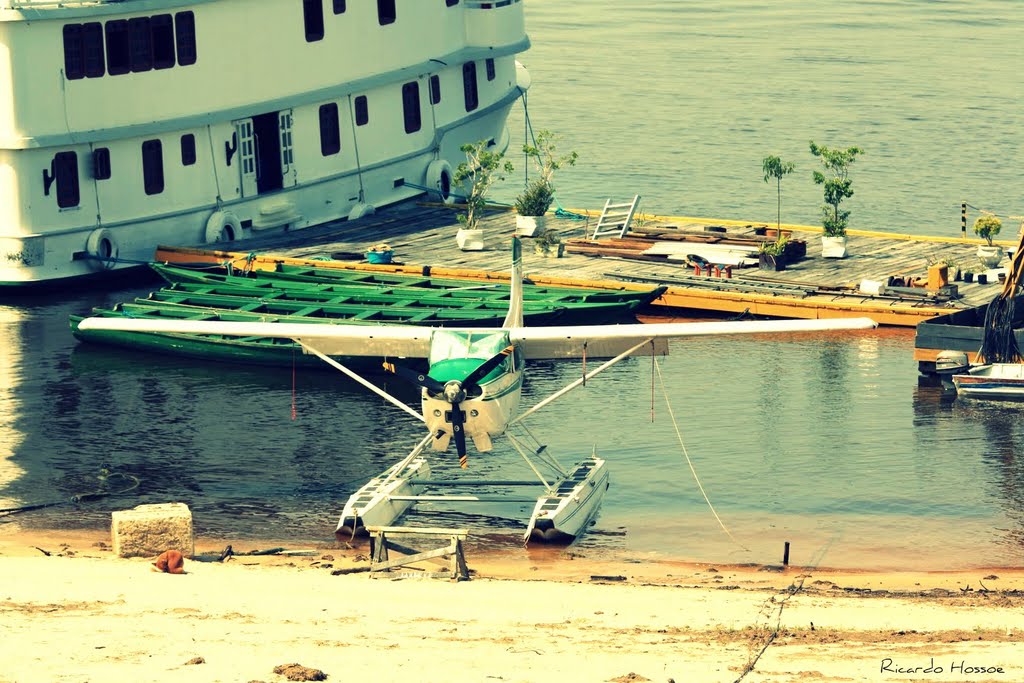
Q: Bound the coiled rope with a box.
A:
[979,220,1024,363]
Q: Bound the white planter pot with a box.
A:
[821,235,849,259]
[456,228,485,251]
[515,214,547,237]
[977,245,1003,269]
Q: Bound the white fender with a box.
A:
[348,202,376,221]
[204,210,243,243]
[425,159,455,205]
[85,228,119,270]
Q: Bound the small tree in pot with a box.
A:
[762,155,795,233]
[514,130,577,236]
[454,140,513,250]
[973,214,1003,268]
[810,141,863,258]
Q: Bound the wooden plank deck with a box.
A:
[156,200,1011,327]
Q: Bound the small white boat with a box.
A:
[335,457,431,539]
[952,363,1024,400]
[525,456,610,542]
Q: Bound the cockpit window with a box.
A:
[428,330,511,365]
[427,330,514,384]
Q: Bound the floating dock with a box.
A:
[155,200,1009,327]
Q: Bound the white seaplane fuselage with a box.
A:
[421,330,524,453]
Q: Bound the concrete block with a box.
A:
[111,502,194,559]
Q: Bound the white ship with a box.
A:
[0,0,529,288]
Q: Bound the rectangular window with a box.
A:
[319,103,341,156]
[333,0,346,13]
[354,95,369,126]
[175,11,197,66]
[402,82,421,134]
[92,148,112,180]
[142,139,164,195]
[462,62,478,112]
[105,20,131,76]
[446,0,459,6]
[83,23,105,78]
[54,152,80,208]
[378,0,396,25]
[180,134,197,166]
[151,14,176,69]
[64,23,107,80]
[429,75,441,105]
[303,0,325,41]
[129,17,153,73]
[485,57,496,81]
[63,25,84,80]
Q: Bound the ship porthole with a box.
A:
[85,229,119,270]
[426,159,455,205]
[204,210,243,244]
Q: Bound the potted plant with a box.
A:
[762,154,795,233]
[453,140,513,251]
[810,141,863,258]
[973,215,1003,268]
[514,130,577,237]
[365,242,393,264]
[533,228,564,258]
[757,235,788,271]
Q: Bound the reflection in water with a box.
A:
[4,289,1024,569]
[0,306,27,511]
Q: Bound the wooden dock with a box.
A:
[155,200,1010,327]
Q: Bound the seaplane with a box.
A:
[77,239,877,543]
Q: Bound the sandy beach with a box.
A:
[1,528,1022,683]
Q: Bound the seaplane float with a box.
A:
[78,240,877,543]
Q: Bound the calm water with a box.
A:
[4,2,1024,570]
[502,0,1023,236]
[3,288,1024,570]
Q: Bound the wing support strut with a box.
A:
[510,338,654,427]
[296,340,425,424]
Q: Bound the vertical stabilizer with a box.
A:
[502,237,525,328]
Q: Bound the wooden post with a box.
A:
[783,541,791,566]
[962,203,967,238]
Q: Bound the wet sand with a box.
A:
[2,527,1023,683]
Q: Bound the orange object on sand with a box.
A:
[153,549,185,574]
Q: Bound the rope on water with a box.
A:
[0,469,140,519]
[654,359,748,551]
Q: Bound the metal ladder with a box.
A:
[590,195,641,240]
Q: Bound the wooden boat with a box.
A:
[138,290,567,326]
[69,298,526,367]
[151,262,667,306]
[952,363,1024,400]
[70,308,353,368]
[145,282,647,326]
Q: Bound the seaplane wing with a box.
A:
[509,317,878,359]
[75,319,434,357]
[77,316,878,361]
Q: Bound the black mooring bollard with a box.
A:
[783,541,791,566]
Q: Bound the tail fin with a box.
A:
[502,237,525,328]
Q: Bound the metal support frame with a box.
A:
[368,526,470,581]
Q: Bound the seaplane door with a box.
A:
[234,118,258,197]
[279,110,296,188]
